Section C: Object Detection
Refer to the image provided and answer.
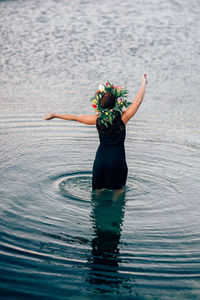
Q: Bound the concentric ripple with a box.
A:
[56,172,92,202]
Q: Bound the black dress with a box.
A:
[92,122,128,190]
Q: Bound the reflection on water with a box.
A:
[88,190,134,294]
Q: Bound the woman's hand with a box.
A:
[142,73,148,84]
[43,113,55,120]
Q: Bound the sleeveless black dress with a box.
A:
[92,122,128,190]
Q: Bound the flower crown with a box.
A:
[91,81,131,127]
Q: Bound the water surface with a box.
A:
[0,0,200,299]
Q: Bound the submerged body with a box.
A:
[93,121,127,190]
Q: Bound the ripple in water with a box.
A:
[57,172,92,202]
[53,169,178,208]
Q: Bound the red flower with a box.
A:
[92,104,97,108]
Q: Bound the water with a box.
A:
[0,0,200,299]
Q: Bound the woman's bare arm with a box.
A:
[43,113,97,125]
[122,74,148,125]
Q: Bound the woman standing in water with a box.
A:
[44,74,148,190]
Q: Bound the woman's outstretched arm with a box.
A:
[43,113,97,125]
[122,74,148,125]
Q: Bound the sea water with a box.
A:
[0,0,200,299]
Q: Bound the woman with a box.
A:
[44,74,148,190]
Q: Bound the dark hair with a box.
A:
[96,92,124,135]
[100,92,116,109]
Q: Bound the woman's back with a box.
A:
[92,118,128,190]
[98,120,126,147]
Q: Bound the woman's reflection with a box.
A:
[87,189,126,291]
